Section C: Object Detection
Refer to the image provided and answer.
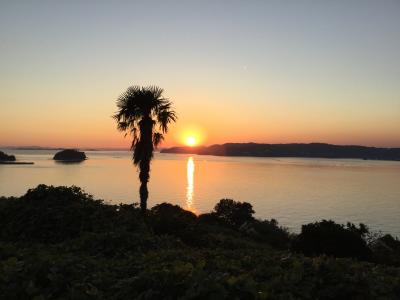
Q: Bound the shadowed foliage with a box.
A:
[200,199,291,249]
[148,203,201,245]
[213,198,255,227]
[0,185,143,243]
[292,220,372,260]
[113,86,176,213]
[247,219,291,249]
[1,185,400,299]
[150,203,197,234]
[372,234,400,266]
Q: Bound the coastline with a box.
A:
[161,142,400,161]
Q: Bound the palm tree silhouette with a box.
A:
[113,86,176,213]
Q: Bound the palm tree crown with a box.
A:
[113,85,176,212]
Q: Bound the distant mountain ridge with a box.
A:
[161,143,400,161]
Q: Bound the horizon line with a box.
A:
[1,141,400,151]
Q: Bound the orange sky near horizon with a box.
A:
[1,84,399,149]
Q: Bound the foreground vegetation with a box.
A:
[0,185,400,299]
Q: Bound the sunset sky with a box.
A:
[1,0,399,148]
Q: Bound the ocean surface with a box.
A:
[1,149,400,236]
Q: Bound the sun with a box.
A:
[179,127,204,147]
[185,136,197,147]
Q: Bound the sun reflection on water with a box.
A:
[186,156,195,213]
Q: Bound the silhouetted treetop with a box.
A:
[213,199,255,227]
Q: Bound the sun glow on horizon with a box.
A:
[185,136,197,147]
[176,125,206,147]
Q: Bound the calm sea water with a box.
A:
[1,150,399,236]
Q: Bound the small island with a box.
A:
[53,149,87,162]
[0,151,34,165]
[0,151,16,162]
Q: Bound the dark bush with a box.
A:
[113,203,144,232]
[0,185,122,242]
[248,219,291,249]
[292,220,372,260]
[213,199,254,227]
[379,234,400,251]
[149,203,198,243]
[198,212,221,225]
[372,234,400,266]
[346,222,369,238]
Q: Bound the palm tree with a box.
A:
[113,86,177,213]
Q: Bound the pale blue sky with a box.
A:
[1,0,399,147]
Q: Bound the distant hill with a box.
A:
[161,143,400,161]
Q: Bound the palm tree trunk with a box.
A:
[139,159,150,213]
[137,116,153,214]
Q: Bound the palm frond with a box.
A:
[157,109,177,133]
[114,85,176,163]
[153,132,164,148]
